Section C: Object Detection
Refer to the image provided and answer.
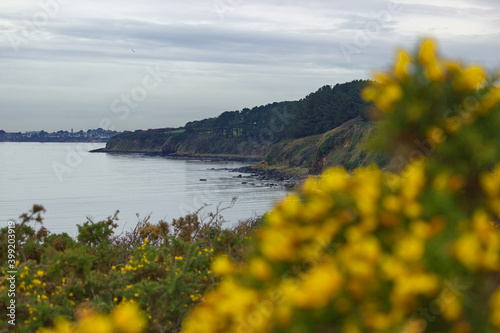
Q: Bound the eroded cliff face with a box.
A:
[264,117,389,174]
[103,129,174,153]
[102,129,269,158]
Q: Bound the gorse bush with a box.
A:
[181,39,500,332]
[0,203,258,333]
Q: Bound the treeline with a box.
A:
[184,80,371,141]
[185,101,296,141]
[287,80,370,138]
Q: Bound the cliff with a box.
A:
[262,117,389,173]
[96,117,389,174]
[94,80,390,173]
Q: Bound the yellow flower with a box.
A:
[418,39,437,65]
[394,50,411,81]
[402,161,426,200]
[442,296,463,321]
[410,220,432,239]
[248,257,272,281]
[454,233,481,270]
[425,61,445,82]
[374,83,403,112]
[472,209,491,240]
[111,302,147,333]
[382,195,400,212]
[379,255,407,280]
[211,255,234,277]
[259,228,296,262]
[418,39,445,81]
[321,167,349,192]
[479,87,500,114]
[395,235,425,262]
[38,317,74,333]
[446,61,461,73]
[361,86,377,101]
[404,202,422,219]
[453,66,486,91]
[284,262,343,309]
[79,314,114,333]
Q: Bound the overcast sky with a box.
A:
[1,0,499,132]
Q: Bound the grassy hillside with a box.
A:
[263,116,390,173]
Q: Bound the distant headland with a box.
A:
[0,128,122,143]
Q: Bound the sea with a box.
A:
[0,142,289,237]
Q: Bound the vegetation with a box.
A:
[0,203,261,333]
[286,80,370,138]
[184,101,296,141]
[264,116,390,173]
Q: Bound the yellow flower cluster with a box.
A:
[39,302,147,333]
[183,157,500,331]
[182,163,445,332]
[362,39,489,116]
[182,40,500,332]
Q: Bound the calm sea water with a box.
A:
[0,142,288,237]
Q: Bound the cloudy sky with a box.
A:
[1,0,499,132]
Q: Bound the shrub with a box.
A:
[0,203,254,332]
[181,39,500,332]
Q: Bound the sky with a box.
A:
[1,0,499,132]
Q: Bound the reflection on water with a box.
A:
[0,142,288,237]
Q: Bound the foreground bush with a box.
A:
[181,40,500,332]
[0,202,257,332]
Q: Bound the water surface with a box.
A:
[0,142,288,237]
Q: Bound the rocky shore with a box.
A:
[229,166,306,189]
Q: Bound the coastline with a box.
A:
[90,148,263,162]
[90,148,305,188]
